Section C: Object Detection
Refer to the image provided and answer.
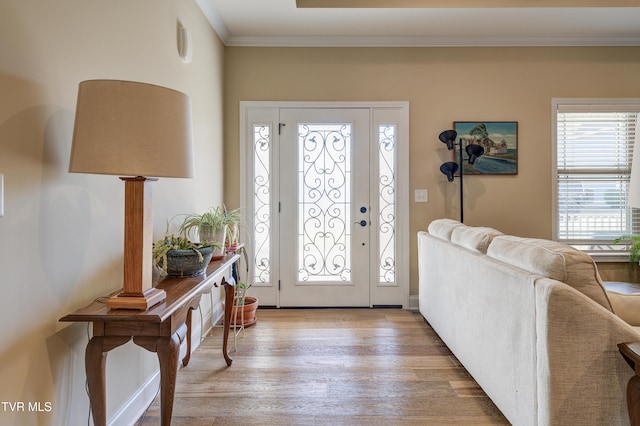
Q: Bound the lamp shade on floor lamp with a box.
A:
[69,80,194,310]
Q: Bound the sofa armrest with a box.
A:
[535,279,640,426]
[604,281,640,326]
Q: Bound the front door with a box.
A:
[241,102,409,308]
[279,108,371,306]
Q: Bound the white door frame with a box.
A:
[240,101,410,308]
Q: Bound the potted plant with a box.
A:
[153,234,218,277]
[223,207,243,250]
[614,235,640,268]
[179,207,227,259]
[226,281,258,327]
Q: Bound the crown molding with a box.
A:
[196,0,230,42]
[223,34,640,47]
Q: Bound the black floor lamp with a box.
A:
[439,129,485,223]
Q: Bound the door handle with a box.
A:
[355,220,368,227]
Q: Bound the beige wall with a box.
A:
[0,1,224,424]
[2,3,640,421]
[223,46,640,297]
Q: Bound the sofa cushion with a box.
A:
[487,235,612,311]
[427,218,464,241]
[603,281,640,326]
[451,225,503,254]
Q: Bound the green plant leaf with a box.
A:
[615,234,640,267]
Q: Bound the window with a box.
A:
[553,99,640,258]
[378,124,396,284]
[252,124,271,284]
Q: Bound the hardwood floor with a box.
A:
[138,308,509,425]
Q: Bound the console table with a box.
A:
[59,253,240,426]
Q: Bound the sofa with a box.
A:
[418,218,640,425]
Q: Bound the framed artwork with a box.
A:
[453,121,518,175]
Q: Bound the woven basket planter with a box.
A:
[160,246,214,277]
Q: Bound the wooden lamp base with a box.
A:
[106,288,167,310]
[108,177,166,311]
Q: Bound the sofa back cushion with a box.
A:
[487,235,612,311]
[451,225,503,254]
[427,218,464,241]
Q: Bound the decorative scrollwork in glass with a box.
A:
[379,125,396,284]
[253,125,271,283]
[297,123,352,282]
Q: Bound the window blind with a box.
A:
[555,103,639,252]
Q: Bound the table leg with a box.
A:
[85,336,131,426]
[222,277,235,366]
[156,333,181,426]
[134,331,182,426]
[182,307,194,367]
[618,342,640,425]
[627,375,640,425]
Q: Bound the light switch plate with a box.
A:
[415,189,428,203]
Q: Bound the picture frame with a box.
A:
[453,121,518,175]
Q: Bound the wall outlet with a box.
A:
[415,189,428,203]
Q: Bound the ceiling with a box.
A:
[197,0,640,47]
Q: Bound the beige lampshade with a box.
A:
[69,80,194,178]
[629,115,640,208]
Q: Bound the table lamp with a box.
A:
[69,80,194,310]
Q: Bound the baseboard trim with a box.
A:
[408,294,419,311]
[107,297,224,425]
[108,370,160,426]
